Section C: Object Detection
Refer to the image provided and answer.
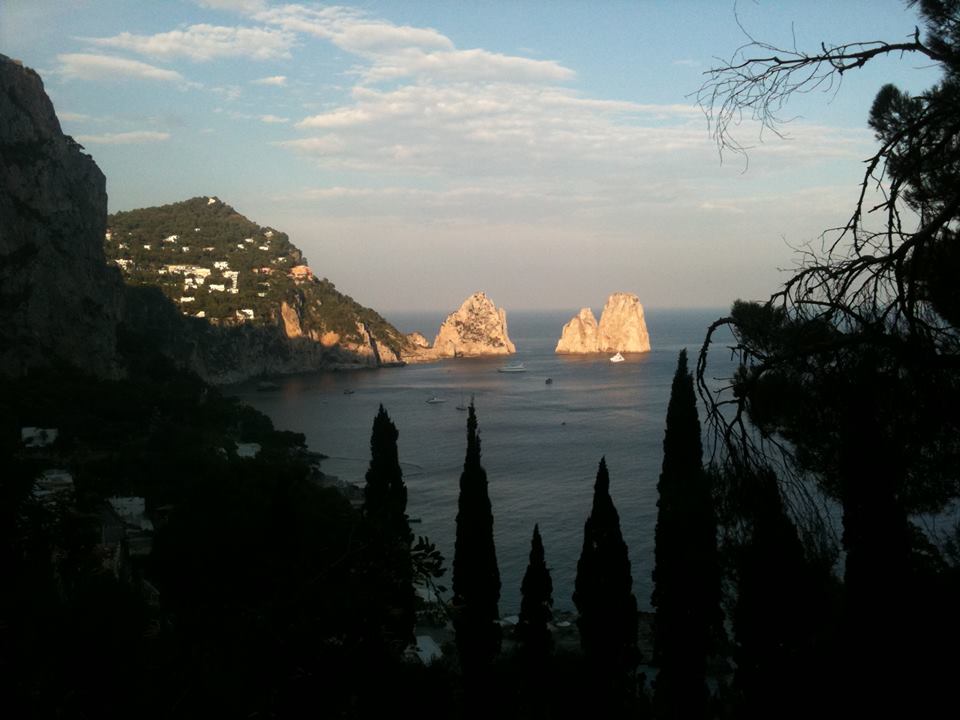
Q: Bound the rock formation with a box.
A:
[414,292,516,358]
[555,307,600,353]
[0,54,125,378]
[555,292,651,354]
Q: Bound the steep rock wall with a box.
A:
[0,54,124,378]
[555,292,651,354]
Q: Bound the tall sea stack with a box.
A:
[556,292,651,354]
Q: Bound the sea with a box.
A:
[231,308,736,616]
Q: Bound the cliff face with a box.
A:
[0,54,124,378]
[597,292,651,352]
[410,292,515,359]
[555,307,599,353]
[555,292,651,354]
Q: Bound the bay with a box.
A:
[232,307,734,615]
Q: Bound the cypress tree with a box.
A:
[573,458,639,707]
[360,405,415,654]
[516,523,554,659]
[452,402,501,676]
[651,349,721,719]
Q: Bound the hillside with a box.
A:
[105,197,412,374]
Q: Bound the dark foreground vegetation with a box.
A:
[4,1,960,717]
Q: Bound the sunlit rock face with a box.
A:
[555,292,651,354]
[597,292,651,352]
[0,53,124,378]
[429,291,516,357]
[555,307,600,353]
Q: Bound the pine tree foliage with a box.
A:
[363,404,410,542]
[452,402,501,673]
[516,523,554,658]
[573,458,639,679]
[360,405,415,653]
[651,349,721,719]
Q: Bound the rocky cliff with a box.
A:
[0,54,124,378]
[410,292,515,359]
[555,292,651,354]
[555,307,600,354]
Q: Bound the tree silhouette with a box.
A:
[452,402,501,679]
[573,458,639,713]
[360,404,415,654]
[697,2,960,714]
[651,349,721,719]
[516,523,554,659]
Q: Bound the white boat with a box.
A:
[426,396,447,404]
[610,352,625,363]
[497,362,526,373]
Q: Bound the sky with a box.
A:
[1,0,943,312]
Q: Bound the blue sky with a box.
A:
[1,1,942,311]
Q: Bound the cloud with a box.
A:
[56,53,188,83]
[252,4,571,85]
[195,0,267,12]
[58,112,92,122]
[86,24,294,62]
[259,114,289,124]
[275,135,346,155]
[74,131,171,145]
[252,74,287,86]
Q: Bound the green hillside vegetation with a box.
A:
[106,197,407,351]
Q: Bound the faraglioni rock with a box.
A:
[0,54,125,379]
[555,307,600,354]
[423,291,516,358]
[555,292,651,354]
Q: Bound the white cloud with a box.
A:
[86,24,294,62]
[196,0,267,12]
[259,114,289,124]
[275,135,346,155]
[58,112,91,122]
[56,53,188,83]
[252,4,571,85]
[252,74,287,86]
[75,131,171,145]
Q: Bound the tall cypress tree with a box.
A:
[651,350,721,719]
[516,523,554,659]
[360,405,415,653]
[573,458,639,707]
[452,402,501,676]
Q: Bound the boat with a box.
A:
[256,380,280,391]
[610,352,625,363]
[497,362,527,373]
[426,396,447,404]
[455,391,468,411]
[545,378,553,385]
[343,389,355,395]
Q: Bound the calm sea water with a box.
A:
[232,308,734,615]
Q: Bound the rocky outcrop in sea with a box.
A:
[406,291,516,359]
[555,292,651,354]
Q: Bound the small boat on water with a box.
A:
[343,389,355,395]
[545,378,553,385]
[256,380,280,391]
[455,391,468,411]
[497,362,527,373]
[610,352,625,363]
[426,396,447,404]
